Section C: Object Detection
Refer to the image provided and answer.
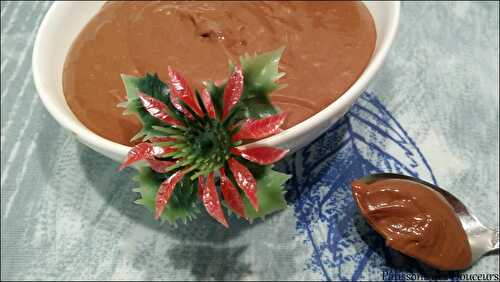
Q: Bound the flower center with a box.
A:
[185,119,232,170]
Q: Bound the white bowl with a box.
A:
[33,1,400,163]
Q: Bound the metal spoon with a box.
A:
[357,173,499,266]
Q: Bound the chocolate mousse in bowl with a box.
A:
[33,1,400,162]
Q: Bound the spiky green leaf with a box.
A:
[240,46,286,96]
[237,166,290,221]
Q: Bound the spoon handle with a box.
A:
[493,231,499,251]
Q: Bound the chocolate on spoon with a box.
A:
[352,173,499,271]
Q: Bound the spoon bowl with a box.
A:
[357,173,499,266]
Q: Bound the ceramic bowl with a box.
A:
[32,1,400,163]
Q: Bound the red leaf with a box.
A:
[227,158,259,211]
[229,148,241,156]
[222,67,244,119]
[197,176,204,200]
[155,170,185,219]
[234,146,289,165]
[118,143,155,171]
[201,88,216,119]
[150,137,177,157]
[220,168,247,219]
[169,95,193,119]
[138,93,182,126]
[168,66,203,117]
[201,173,229,227]
[149,146,177,159]
[232,113,287,141]
[147,159,175,173]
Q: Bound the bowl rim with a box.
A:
[32,1,400,159]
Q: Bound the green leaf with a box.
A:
[121,74,142,100]
[122,73,170,103]
[240,95,279,120]
[238,166,290,221]
[240,47,286,119]
[134,167,199,225]
[240,46,286,97]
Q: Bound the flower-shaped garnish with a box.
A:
[118,48,291,227]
